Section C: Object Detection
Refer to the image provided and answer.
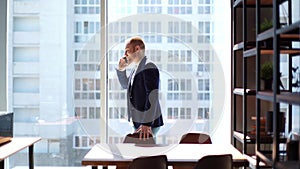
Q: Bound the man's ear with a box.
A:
[135,45,140,51]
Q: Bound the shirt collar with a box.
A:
[134,56,145,68]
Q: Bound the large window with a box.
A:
[106,0,229,147]
[3,0,231,168]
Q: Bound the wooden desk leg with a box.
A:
[91,166,97,169]
[0,160,4,169]
[29,145,34,169]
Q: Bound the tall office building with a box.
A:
[7,0,227,167]
[7,0,78,166]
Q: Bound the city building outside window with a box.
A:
[4,0,231,167]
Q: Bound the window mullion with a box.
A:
[0,0,7,111]
[100,0,108,144]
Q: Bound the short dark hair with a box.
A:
[128,37,145,50]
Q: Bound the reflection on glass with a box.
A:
[6,0,231,168]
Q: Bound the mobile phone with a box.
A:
[123,56,128,63]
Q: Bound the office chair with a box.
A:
[123,132,155,144]
[115,133,156,169]
[179,132,212,144]
[173,133,212,169]
[128,155,168,169]
[194,154,232,169]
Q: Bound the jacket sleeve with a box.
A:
[116,68,129,89]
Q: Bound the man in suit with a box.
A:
[116,36,164,139]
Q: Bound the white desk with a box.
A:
[82,143,249,168]
[0,137,41,169]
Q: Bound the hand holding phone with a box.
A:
[118,56,129,71]
[123,56,128,63]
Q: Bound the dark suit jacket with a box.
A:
[116,56,164,129]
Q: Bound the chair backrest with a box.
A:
[123,133,155,144]
[179,133,212,144]
[194,154,232,169]
[0,112,14,137]
[128,155,168,169]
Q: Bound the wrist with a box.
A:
[116,67,125,71]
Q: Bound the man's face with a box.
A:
[124,43,138,63]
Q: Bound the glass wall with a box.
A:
[5,0,231,168]
[106,0,229,144]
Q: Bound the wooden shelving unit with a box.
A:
[255,0,300,168]
[231,0,300,168]
[231,0,267,162]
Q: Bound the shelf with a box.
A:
[258,26,300,42]
[233,0,287,8]
[233,0,279,8]
[233,131,256,144]
[243,48,257,57]
[280,34,300,41]
[277,20,300,35]
[256,150,273,167]
[257,91,300,105]
[257,91,274,102]
[245,154,271,168]
[277,92,300,105]
[233,42,244,51]
[233,88,256,95]
[257,28,274,42]
[232,0,243,7]
[244,47,300,57]
[233,41,256,51]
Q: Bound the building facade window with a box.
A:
[108,22,132,44]
[167,79,192,100]
[74,78,100,100]
[74,0,100,14]
[138,21,162,43]
[108,78,126,101]
[167,107,191,119]
[146,50,162,62]
[168,21,192,43]
[74,135,100,149]
[167,50,192,72]
[197,78,210,100]
[108,107,127,119]
[198,49,211,62]
[198,0,213,14]
[167,0,192,14]
[108,136,124,144]
[75,106,100,119]
[198,21,214,43]
[197,107,209,119]
[137,0,162,14]
[74,21,100,43]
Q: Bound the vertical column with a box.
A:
[272,0,280,163]
[0,0,7,111]
[100,0,108,144]
[255,0,261,167]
